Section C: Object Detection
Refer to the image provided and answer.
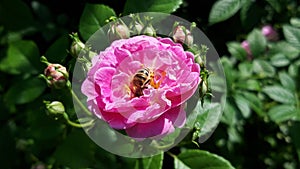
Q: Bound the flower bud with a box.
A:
[44,63,69,89]
[70,33,85,58]
[45,101,65,116]
[172,25,193,47]
[241,40,252,59]
[108,22,130,42]
[261,25,278,41]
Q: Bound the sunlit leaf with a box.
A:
[268,105,298,123]
[283,25,300,48]
[124,0,183,14]
[209,0,241,24]
[226,42,247,60]
[176,149,235,169]
[253,59,275,77]
[279,72,296,92]
[270,53,290,67]
[234,94,251,118]
[79,4,116,41]
[0,40,40,75]
[262,85,296,104]
[247,29,267,57]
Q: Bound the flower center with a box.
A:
[129,69,166,98]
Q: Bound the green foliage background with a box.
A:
[0,0,299,169]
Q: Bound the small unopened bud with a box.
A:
[108,22,130,42]
[172,25,193,47]
[262,25,278,41]
[44,64,69,89]
[45,101,65,116]
[241,40,252,60]
[70,33,85,58]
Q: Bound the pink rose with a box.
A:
[81,35,200,139]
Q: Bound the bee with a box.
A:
[130,68,154,97]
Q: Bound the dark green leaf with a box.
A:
[0,123,17,169]
[253,59,275,77]
[209,0,241,24]
[4,77,46,105]
[176,149,235,169]
[268,105,298,123]
[234,94,251,118]
[0,40,40,75]
[124,0,183,14]
[226,42,247,60]
[0,0,34,30]
[53,129,96,168]
[289,122,300,162]
[240,1,264,30]
[45,35,70,63]
[283,25,300,48]
[279,72,296,92]
[79,4,116,41]
[247,29,267,56]
[265,0,282,12]
[288,61,300,77]
[270,53,290,67]
[262,85,296,104]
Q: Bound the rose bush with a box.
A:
[81,35,200,139]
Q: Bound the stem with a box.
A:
[68,84,92,116]
[63,112,94,128]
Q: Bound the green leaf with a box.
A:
[290,17,300,28]
[262,85,296,104]
[279,72,296,92]
[137,152,164,169]
[45,35,69,63]
[0,0,34,30]
[0,40,40,75]
[283,25,300,48]
[270,53,290,67]
[268,105,298,123]
[226,42,247,60]
[53,129,96,168]
[4,77,46,105]
[265,0,282,12]
[221,101,238,126]
[234,94,251,118]
[253,59,275,77]
[79,4,116,41]
[196,102,222,143]
[238,62,253,78]
[242,92,264,116]
[176,149,235,169]
[124,0,183,14]
[268,41,300,60]
[240,1,265,31]
[209,0,241,24]
[236,79,261,91]
[247,29,267,56]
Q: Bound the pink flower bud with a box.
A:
[261,25,278,41]
[44,64,69,89]
[241,40,253,60]
[172,25,193,47]
[108,22,130,41]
